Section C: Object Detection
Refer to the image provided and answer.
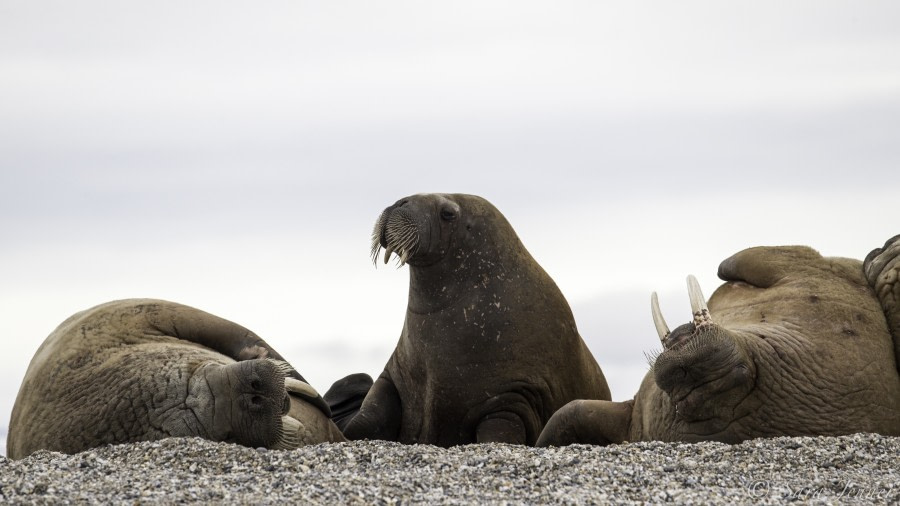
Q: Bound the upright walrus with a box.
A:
[7,299,345,459]
[329,193,610,446]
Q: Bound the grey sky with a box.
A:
[2,1,899,455]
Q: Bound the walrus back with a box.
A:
[7,301,229,459]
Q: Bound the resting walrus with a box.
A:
[537,236,900,446]
[327,193,610,446]
[7,299,345,459]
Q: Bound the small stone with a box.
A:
[0,435,896,503]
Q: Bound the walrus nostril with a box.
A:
[250,379,262,391]
[250,395,264,410]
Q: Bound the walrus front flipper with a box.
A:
[140,300,331,417]
[535,400,634,447]
[865,234,900,375]
[341,374,402,441]
[324,373,374,432]
[717,245,822,288]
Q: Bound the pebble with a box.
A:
[0,434,897,504]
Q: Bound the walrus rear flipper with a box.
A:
[142,300,332,416]
[324,373,374,431]
[864,234,900,375]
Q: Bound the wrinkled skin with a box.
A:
[538,238,900,447]
[329,193,610,446]
[7,299,344,459]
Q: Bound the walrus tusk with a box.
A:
[271,415,302,450]
[687,275,713,327]
[383,246,394,264]
[284,377,320,399]
[651,292,670,342]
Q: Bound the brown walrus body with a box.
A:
[330,193,610,446]
[8,299,344,459]
[538,236,900,447]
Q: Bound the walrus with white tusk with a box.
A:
[537,239,900,446]
[7,299,345,459]
[327,193,611,446]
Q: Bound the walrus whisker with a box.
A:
[687,275,713,328]
[393,232,416,252]
[372,209,388,238]
[644,349,661,369]
[397,226,419,248]
[388,228,417,250]
[371,208,392,265]
[395,238,415,257]
[266,359,295,378]
[379,217,419,267]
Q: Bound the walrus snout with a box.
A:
[650,276,754,418]
[371,200,421,266]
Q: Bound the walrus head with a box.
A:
[370,193,521,269]
[371,193,462,267]
[200,359,326,450]
[370,193,539,315]
[649,276,755,433]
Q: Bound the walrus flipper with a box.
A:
[340,373,402,441]
[536,400,634,447]
[324,373,374,431]
[142,300,332,417]
[864,234,900,374]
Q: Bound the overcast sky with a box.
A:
[2,1,899,456]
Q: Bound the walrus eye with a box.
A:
[440,209,457,221]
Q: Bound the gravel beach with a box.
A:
[1,434,897,504]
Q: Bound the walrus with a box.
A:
[327,193,611,446]
[537,236,900,446]
[7,299,345,459]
